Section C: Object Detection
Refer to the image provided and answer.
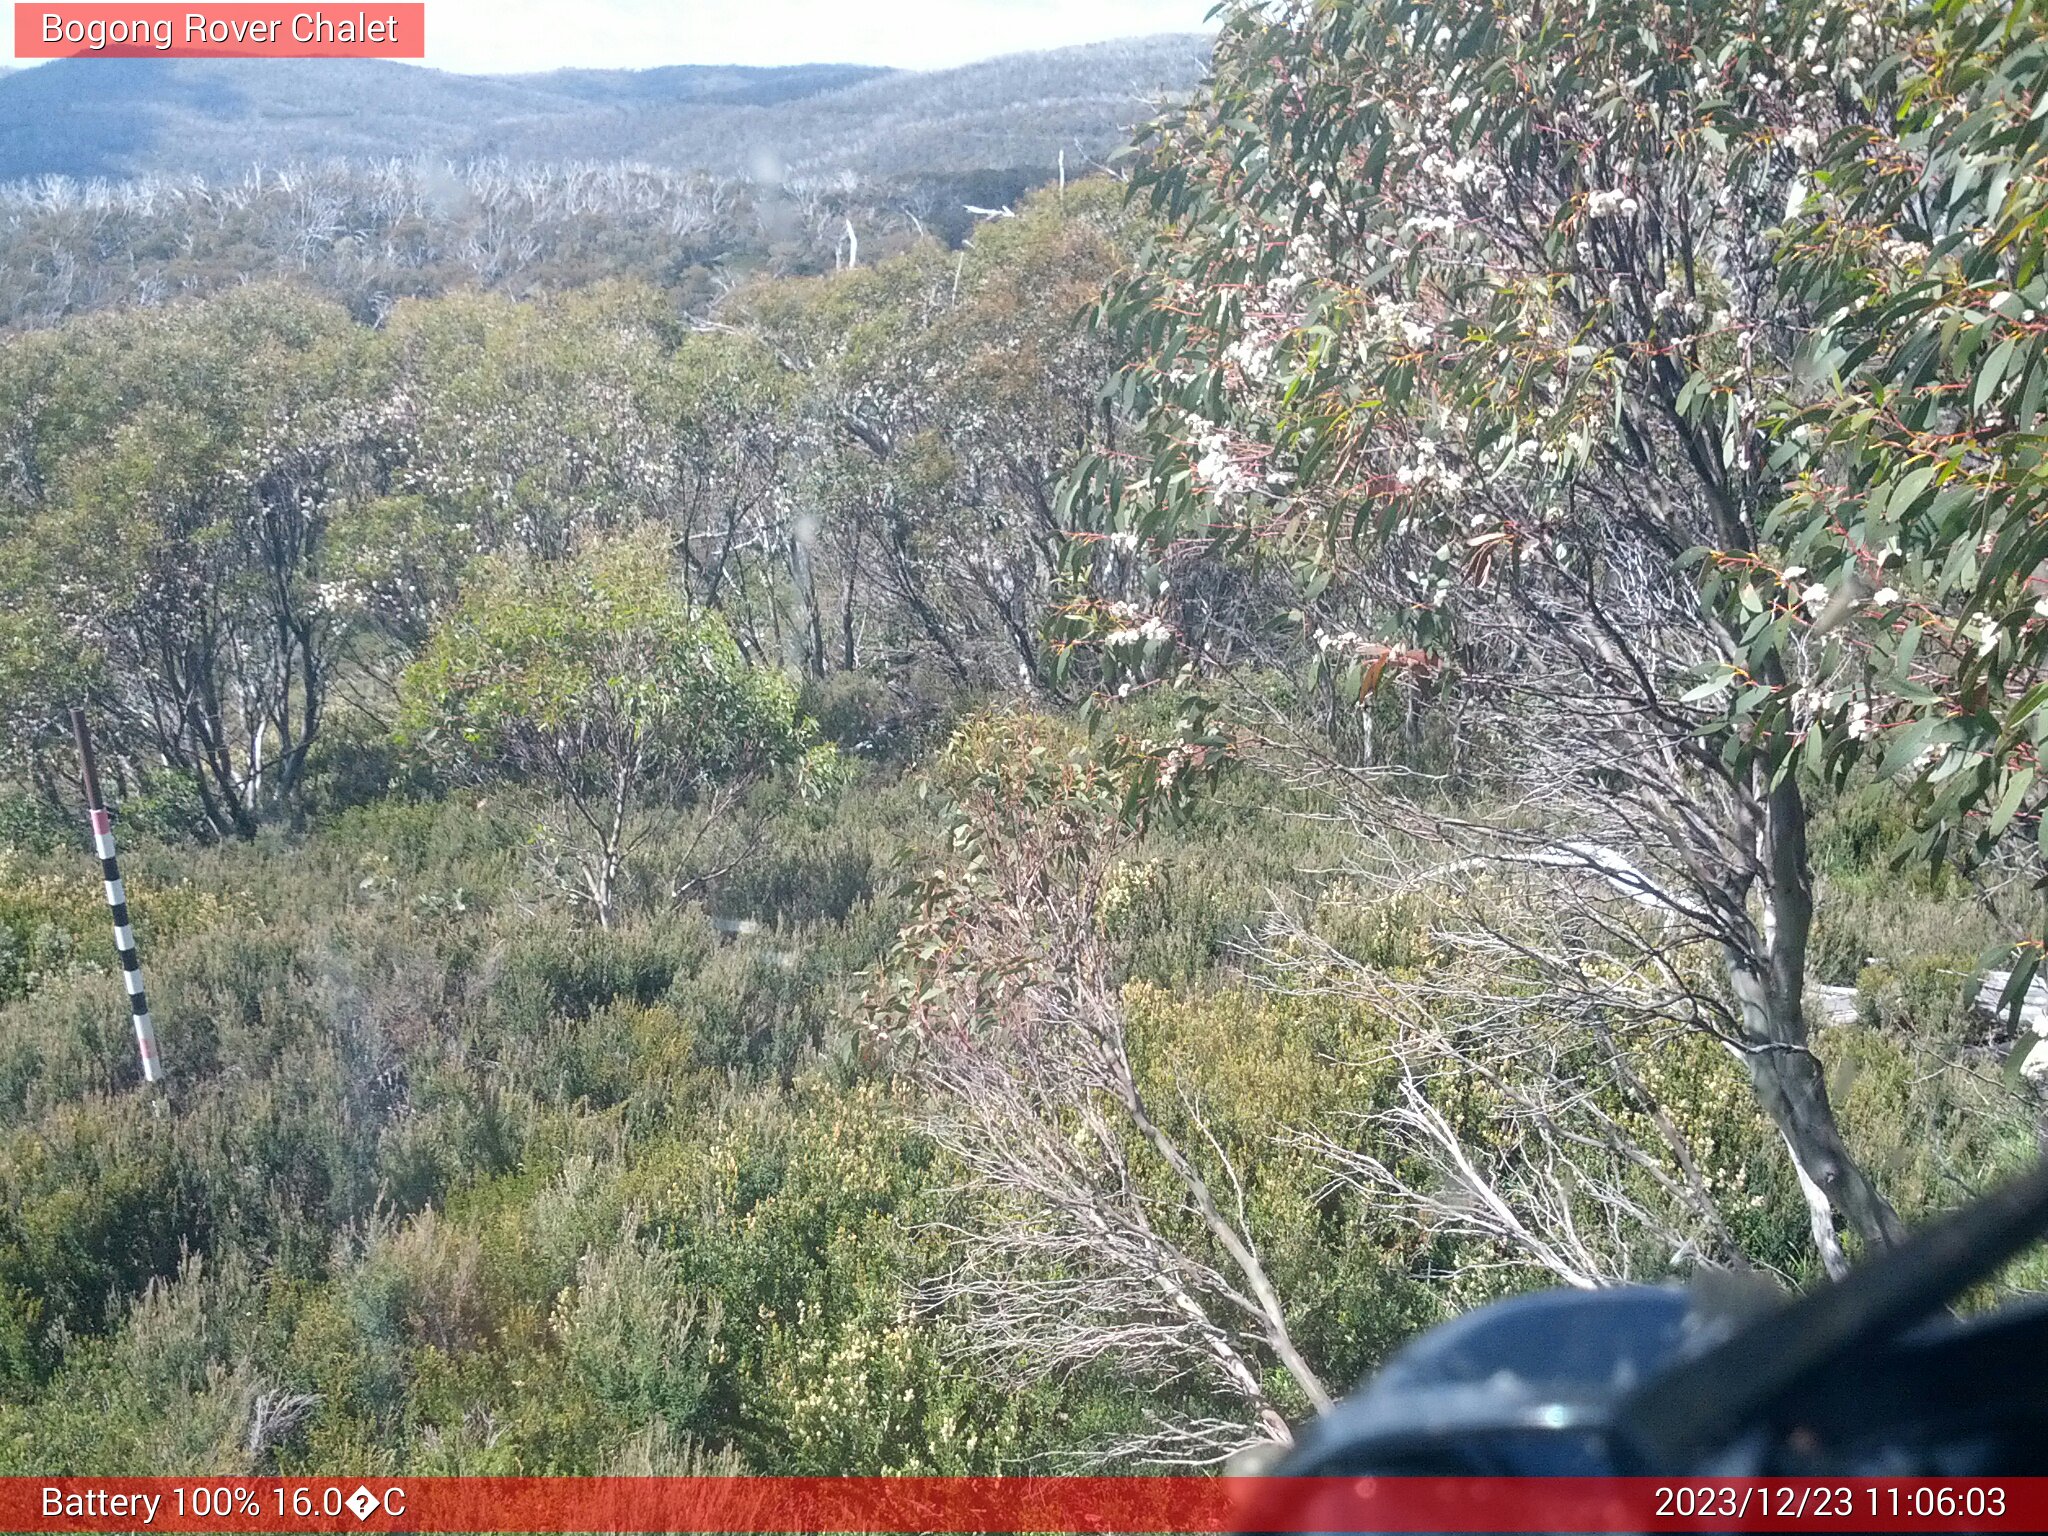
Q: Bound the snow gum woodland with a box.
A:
[3,0,2048,1475]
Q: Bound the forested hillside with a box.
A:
[0,160,1015,331]
[0,36,1209,333]
[5,0,2048,1478]
[0,37,1205,182]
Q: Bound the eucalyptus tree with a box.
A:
[375,285,825,674]
[0,286,390,834]
[1751,0,2048,1016]
[1067,0,1917,1273]
[381,285,687,569]
[924,189,1136,686]
[663,329,811,669]
[726,243,987,681]
[395,530,808,928]
[723,189,1134,686]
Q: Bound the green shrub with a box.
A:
[303,712,436,819]
[0,794,67,855]
[551,1224,720,1429]
[1855,956,1978,1038]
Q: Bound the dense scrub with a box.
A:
[6,10,2048,1461]
[0,718,2032,1468]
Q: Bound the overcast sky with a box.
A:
[408,0,1217,73]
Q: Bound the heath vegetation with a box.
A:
[4,0,2048,1473]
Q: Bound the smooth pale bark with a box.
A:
[1722,774,1905,1278]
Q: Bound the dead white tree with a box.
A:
[1282,694,1882,1278]
[1251,890,1764,1289]
[1247,487,1904,1281]
[872,717,1330,1462]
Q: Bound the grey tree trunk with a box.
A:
[1722,775,1905,1278]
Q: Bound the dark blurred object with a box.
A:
[1272,1157,2048,1483]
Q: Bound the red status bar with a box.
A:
[5,1476,2045,1532]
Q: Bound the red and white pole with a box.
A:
[70,708,163,1085]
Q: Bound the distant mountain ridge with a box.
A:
[0,37,1209,184]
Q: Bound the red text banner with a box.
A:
[15,5,425,59]
[4,1476,2047,1532]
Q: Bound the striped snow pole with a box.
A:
[70,709,162,1085]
